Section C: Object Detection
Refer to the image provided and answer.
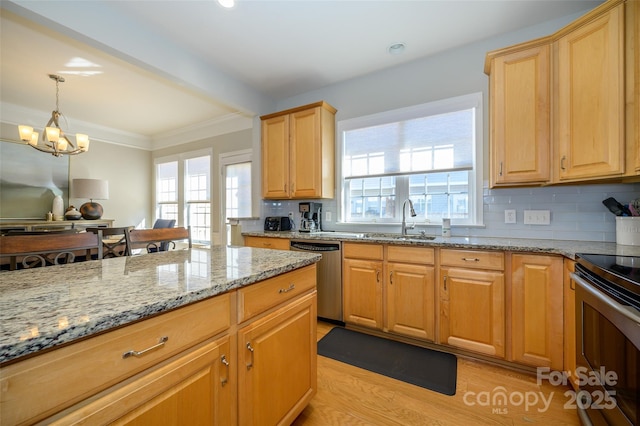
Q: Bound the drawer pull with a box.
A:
[462,257,480,262]
[221,355,230,386]
[444,276,447,291]
[246,342,255,370]
[122,336,169,359]
[279,283,295,293]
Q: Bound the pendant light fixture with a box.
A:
[18,74,90,157]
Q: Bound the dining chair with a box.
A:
[152,219,176,251]
[125,226,192,254]
[0,231,103,270]
[86,226,133,258]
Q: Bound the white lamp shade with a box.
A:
[73,179,109,200]
[45,127,60,143]
[76,134,90,151]
[29,132,39,147]
[18,125,33,142]
[57,138,68,151]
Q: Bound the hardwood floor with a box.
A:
[293,322,580,425]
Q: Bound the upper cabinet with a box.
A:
[487,43,551,186]
[485,0,636,187]
[261,101,336,199]
[555,2,625,181]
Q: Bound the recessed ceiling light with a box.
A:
[218,0,235,8]
[388,42,406,55]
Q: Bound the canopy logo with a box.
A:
[462,367,619,414]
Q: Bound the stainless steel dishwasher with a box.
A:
[290,240,343,323]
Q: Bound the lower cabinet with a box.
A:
[343,243,436,341]
[50,336,234,425]
[563,258,578,389]
[237,292,317,426]
[510,253,564,370]
[439,249,506,358]
[244,236,290,250]
[343,243,384,329]
[386,246,435,341]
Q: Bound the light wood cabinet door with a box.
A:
[439,267,505,358]
[343,258,384,329]
[261,102,336,200]
[237,292,317,426]
[563,259,578,390]
[262,114,290,199]
[510,254,564,370]
[386,262,435,341]
[290,106,330,198]
[555,3,625,181]
[50,336,234,425]
[489,44,550,187]
[629,0,640,173]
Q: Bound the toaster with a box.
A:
[264,216,292,231]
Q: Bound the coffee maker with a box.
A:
[299,202,322,232]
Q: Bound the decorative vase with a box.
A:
[52,195,64,221]
[80,201,104,220]
[64,206,82,220]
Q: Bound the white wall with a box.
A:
[69,140,152,229]
[255,9,640,242]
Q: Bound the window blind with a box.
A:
[343,108,475,179]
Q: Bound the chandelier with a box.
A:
[18,74,90,157]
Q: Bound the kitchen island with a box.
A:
[0,246,321,425]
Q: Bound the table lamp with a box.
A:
[73,178,109,220]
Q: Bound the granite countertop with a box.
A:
[243,230,640,259]
[0,246,320,365]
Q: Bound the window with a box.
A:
[220,150,253,245]
[156,161,178,222]
[339,93,482,225]
[155,150,212,244]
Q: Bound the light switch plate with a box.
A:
[325,211,332,222]
[524,210,550,225]
[504,209,516,224]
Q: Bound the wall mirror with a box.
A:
[0,140,69,219]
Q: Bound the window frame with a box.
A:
[154,148,213,244]
[337,93,484,227]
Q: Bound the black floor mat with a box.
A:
[318,327,457,396]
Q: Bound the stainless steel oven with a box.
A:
[572,254,640,426]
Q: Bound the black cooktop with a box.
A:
[576,253,640,297]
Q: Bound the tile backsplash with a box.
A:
[243,182,640,242]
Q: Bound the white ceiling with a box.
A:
[0,0,603,149]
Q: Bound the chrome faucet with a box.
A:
[401,199,417,236]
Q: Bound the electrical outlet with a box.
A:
[523,210,550,225]
[325,211,332,222]
[504,209,516,224]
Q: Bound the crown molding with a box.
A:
[1,102,255,151]
[150,112,254,150]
